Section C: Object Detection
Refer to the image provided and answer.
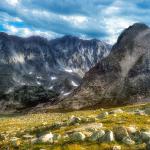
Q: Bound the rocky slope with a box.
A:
[0,33,110,94]
[60,23,150,110]
[0,33,110,109]
[0,103,150,150]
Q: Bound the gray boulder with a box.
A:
[102,130,115,142]
[70,132,86,142]
[89,130,105,142]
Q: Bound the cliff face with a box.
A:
[0,33,110,95]
[60,23,150,110]
[0,33,110,110]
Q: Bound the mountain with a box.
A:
[0,33,110,110]
[59,23,150,110]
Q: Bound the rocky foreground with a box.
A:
[0,103,149,150]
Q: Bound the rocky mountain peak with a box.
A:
[113,23,149,52]
[59,23,150,110]
[0,32,111,110]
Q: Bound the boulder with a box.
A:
[122,136,135,145]
[39,132,53,143]
[102,130,115,142]
[89,130,105,142]
[113,126,129,141]
[70,132,86,142]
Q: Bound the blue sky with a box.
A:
[0,0,149,44]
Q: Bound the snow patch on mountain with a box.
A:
[71,81,78,87]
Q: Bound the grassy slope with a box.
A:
[0,103,149,150]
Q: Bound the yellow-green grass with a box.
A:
[0,103,149,150]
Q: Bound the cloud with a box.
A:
[0,0,149,44]
[3,24,59,39]
[6,0,20,6]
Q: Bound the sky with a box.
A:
[0,0,149,44]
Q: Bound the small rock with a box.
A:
[89,130,105,142]
[97,112,109,119]
[141,131,150,142]
[113,126,129,141]
[102,130,115,142]
[122,136,135,145]
[112,145,121,150]
[39,132,53,143]
[70,132,86,142]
